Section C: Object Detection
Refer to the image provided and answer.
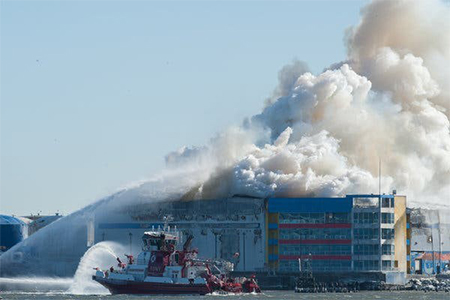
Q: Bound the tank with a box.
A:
[0,215,28,255]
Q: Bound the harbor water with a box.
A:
[1,291,450,300]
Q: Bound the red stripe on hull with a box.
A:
[279,239,351,245]
[279,255,351,260]
[279,223,351,229]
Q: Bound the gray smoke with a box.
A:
[168,0,450,207]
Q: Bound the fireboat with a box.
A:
[92,223,261,295]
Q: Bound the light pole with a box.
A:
[437,212,442,274]
[129,232,133,254]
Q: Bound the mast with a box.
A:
[438,211,442,273]
[379,158,381,196]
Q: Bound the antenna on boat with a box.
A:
[163,215,173,231]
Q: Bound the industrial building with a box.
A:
[94,196,266,272]
[4,192,446,287]
[408,208,450,275]
[25,213,63,235]
[92,193,407,283]
[267,194,407,278]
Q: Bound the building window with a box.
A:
[382,228,395,240]
[280,228,351,240]
[279,244,351,256]
[279,212,351,224]
[354,244,379,255]
[325,213,350,223]
[354,212,379,224]
[353,197,379,208]
[278,260,351,272]
[353,228,379,240]
[382,244,395,255]
[354,260,379,271]
[382,260,394,270]
[279,213,325,224]
[381,198,395,208]
[381,213,394,224]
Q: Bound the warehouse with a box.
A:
[94,193,407,283]
[0,193,409,284]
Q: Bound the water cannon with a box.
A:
[117,257,126,268]
[125,254,134,264]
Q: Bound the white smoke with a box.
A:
[166,0,450,207]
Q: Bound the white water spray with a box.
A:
[0,277,72,292]
[67,241,123,295]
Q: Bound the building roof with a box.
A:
[415,252,450,261]
[0,215,26,225]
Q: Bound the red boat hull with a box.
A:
[93,275,211,295]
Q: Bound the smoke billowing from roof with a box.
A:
[166,0,450,207]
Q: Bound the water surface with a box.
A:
[1,291,449,300]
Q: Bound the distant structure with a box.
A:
[409,208,450,275]
[25,213,63,235]
[0,213,62,258]
[0,215,28,255]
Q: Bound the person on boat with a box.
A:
[125,254,134,264]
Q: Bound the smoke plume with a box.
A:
[167,0,450,207]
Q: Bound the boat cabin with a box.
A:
[142,231,178,252]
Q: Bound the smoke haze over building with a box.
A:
[167,0,450,207]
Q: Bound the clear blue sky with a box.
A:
[0,0,367,216]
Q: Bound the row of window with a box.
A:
[382,198,395,208]
[278,244,395,256]
[353,212,379,224]
[279,213,350,224]
[353,228,379,240]
[278,260,352,272]
[381,213,394,224]
[277,211,394,225]
[279,228,351,240]
[278,259,396,272]
[279,244,352,256]
[353,197,395,209]
[382,260,395,270]
[353,228,395,240]
[354,244,379,255]
[382,228,395,239]
[382,244,395,255]
[353,197,379,208]
[277,228,395,242]
[354,260,379,271]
